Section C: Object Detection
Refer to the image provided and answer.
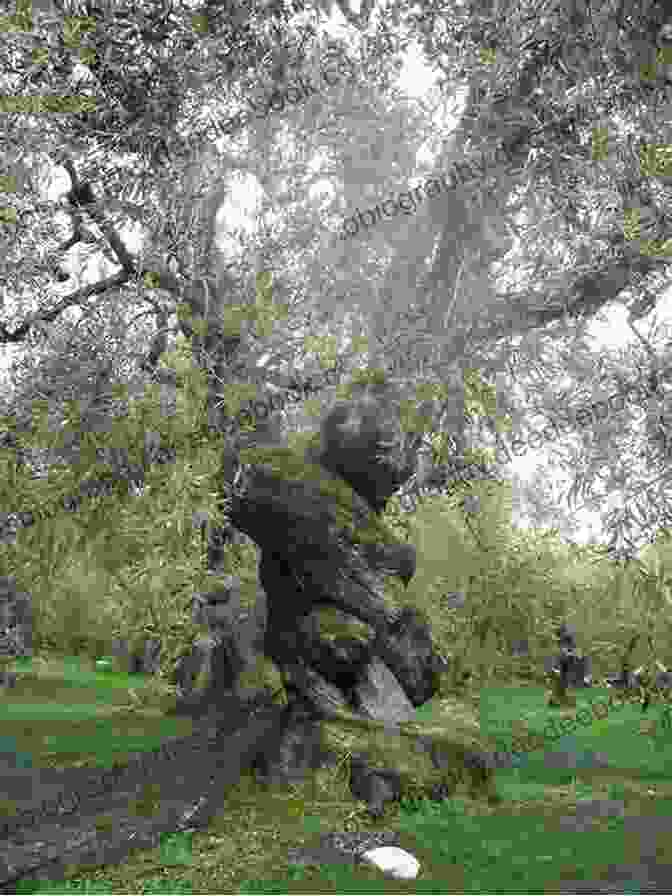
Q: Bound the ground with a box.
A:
[301,703,498,811]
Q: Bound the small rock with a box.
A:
[510,638,529,657]
[441,591,466,609]
[559,798,625,832]
[656,670,672,690]
[0,669,17,689]
[543,750,611,770]
[360,846,420,880]
[574,798,625,819]
[349,753,402,818]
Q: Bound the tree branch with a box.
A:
[0,271,135,345]
[331,0,376,29]
[1,159,141,345]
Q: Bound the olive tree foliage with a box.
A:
[0,2,341,459]
[1,0,672,576]
[0,0,441,535]
[0,1,340,655]
[268,0,672,570]
[374,0,672,562]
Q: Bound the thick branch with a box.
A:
[331,0,376,28]
[476,251,666,347]
[0,271,135,345]
[1,161,148,346]
[60,159,136,273]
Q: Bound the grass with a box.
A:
[3,653,672,893]
[0,652,195,771]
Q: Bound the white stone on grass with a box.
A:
[360,846,420,880]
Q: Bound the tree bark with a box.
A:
[229,457,403,637]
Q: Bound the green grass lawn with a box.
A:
[4,656,672,894]
[0,652,195,771]
[233,684,672,894]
